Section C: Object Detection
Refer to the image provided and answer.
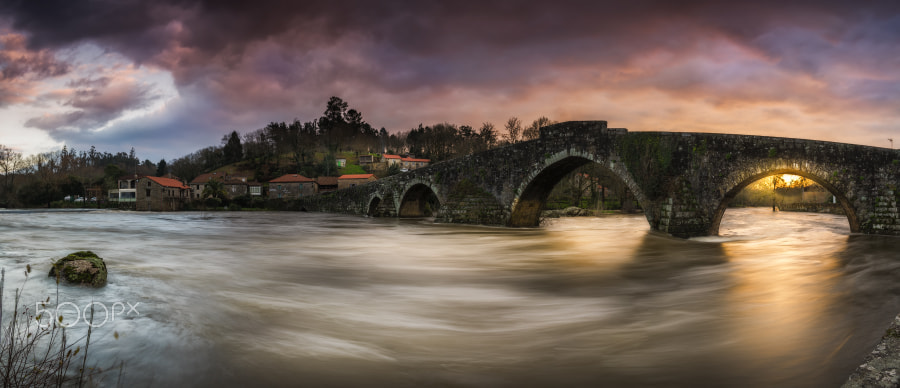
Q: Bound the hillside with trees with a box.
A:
[0,96,566,208]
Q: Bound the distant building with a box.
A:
[189,172,228,200]
[338,174,376,190]
[222,176,251,198]
[248,182,264,197]
[401,157,430,170]
[358,155,375,165]
[136,176,191,211]
[336,158,347,168]
[316,176,339,193]
[269,174,317,199]
[382,154,402,166]
[108,174,139,203]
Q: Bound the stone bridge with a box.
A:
[299,121,900,238]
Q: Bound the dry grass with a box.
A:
[0,267,123,387]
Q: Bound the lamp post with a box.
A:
[889,138,894,149]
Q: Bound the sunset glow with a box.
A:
[781,174,802,186]
[0,1,898,161]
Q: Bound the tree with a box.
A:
[0,145,26,206]
[319,97,349,153]
[523,116,553,141]
[201,178,227,208]
[222,130,243,164]
[156,159,168,177]
[504,117,522,144]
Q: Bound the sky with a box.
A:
[0,0,898,162]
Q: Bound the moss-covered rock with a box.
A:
[48,251,108,287]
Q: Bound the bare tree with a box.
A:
[0,145,26,205]
[523,116,555,141]
[504,117,522,144]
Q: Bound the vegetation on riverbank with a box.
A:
[0,266,122,386]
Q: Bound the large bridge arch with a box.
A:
[509,150,648,227]
[397,181,443,217]
[709,161,860,235]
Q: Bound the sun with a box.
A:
[781,174,802,186]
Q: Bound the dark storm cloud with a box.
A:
[1,0,898,159]
[0,32,70,106]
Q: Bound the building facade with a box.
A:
[401,157,430,170]
[337,174,377,190]
[269,174,317,199]
[108,175,139,203]
[136,176,191,211]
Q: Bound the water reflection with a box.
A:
[0,209,897,387]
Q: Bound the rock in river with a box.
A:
[48,251,108,287]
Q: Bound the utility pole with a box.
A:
[890,138,894,149]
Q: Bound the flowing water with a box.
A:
[0,208,899,387]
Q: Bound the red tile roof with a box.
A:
[401,157,430,163]
[339,174,375,180]
[269,174,315,183]
[383,154,401,159]
[144,176,189,189]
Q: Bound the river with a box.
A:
[0,208,898,387]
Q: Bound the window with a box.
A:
[146,189,151,197]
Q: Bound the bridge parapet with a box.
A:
[539,120,628,140]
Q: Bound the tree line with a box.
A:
[168,96,557,183]
[1,96,557,207]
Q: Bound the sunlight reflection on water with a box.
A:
[0,208,898,387]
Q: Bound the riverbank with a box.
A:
[843,313,900,388]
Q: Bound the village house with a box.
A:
[248,181,264,197]
[189,172,228,200]
[358,155,375,166]
[191,172,263,199]
[382,154,402,166]
[136,176,191,211]
[316,176,339,193]
[401,157,430,170]
[269,174,317,199]
[108,174,139,203]
[222,176,253,198]
[338,174,376,190]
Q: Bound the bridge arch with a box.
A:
[509,150,648,227]
[367,194,382,217]
[398,181,442,217]
[710,163,860,235]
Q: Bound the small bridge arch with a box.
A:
[366,194,382,217]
